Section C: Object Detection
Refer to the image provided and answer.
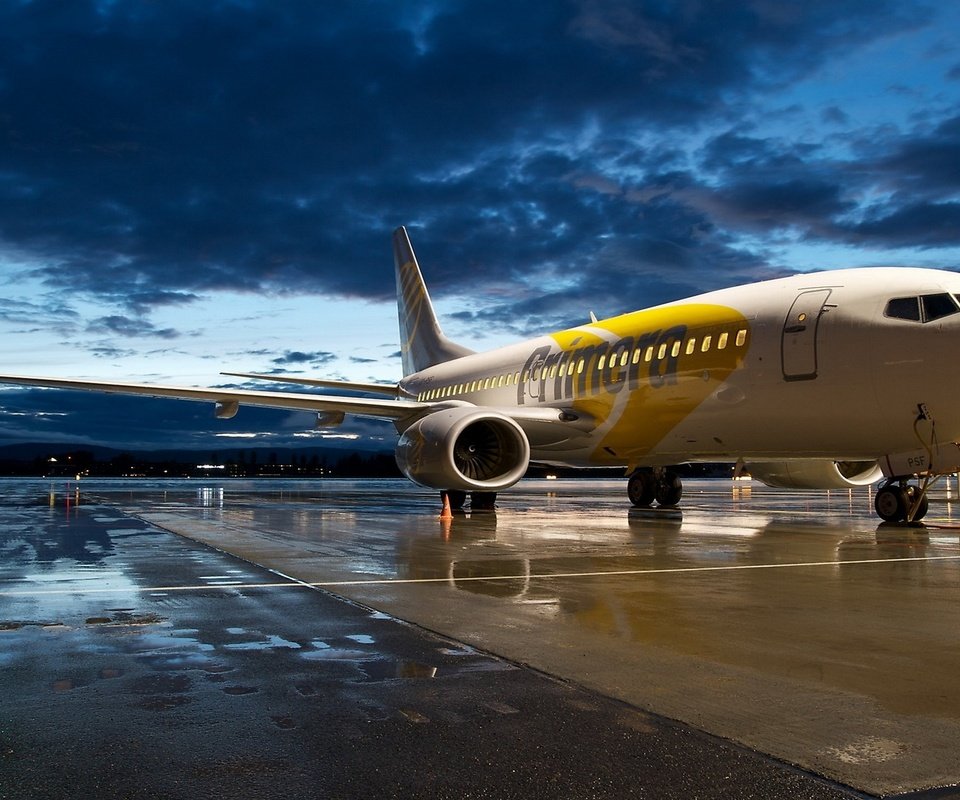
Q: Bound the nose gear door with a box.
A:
[781,289,832,381]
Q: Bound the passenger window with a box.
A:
[632,348,641,364]
[685,339,696,355]
[671,341,681,358]
[736,329,747,347]
[885,297,921,321]
[598,355,606,370]
[718,332,728,350]
[576,359,585,374]
[701,335,712,352]
[657,343,667,359]
[644,347,653,362]
[921,293,959,322]
[619,351,629,368]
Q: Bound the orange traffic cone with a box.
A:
[439,491,453,520]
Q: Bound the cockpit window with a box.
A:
[885,293,960,323]
[885,297,920,321]
[921,293,960,322]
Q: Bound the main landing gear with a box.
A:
[627,468,683,509]
[440,490,498,514]
[875,478,930,523]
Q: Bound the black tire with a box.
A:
[875,486,907,522]
[627,471,656,507]
[655,471,683,507]
[446,490,468,510]
[470,491,497,511]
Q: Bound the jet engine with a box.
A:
[395,408,530,491]
[743,459,883,489]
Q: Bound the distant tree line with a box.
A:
[0,449,403,479]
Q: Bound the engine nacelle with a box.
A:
[744,459,883,489]
[395,408,530,491]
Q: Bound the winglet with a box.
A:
[393,227,474,376]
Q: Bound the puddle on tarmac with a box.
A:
[345,634,375,644]
[222,685,259,695]
[299,647,370,661]
[359,659,438,681]
[223,635,301,651]
[85,611,165,627]
[137,653,221,671]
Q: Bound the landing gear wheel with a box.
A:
[875,485,908,522]
[470,491,497,511]
[445,490,467,511]
[628,471,656,507]
[655,471,683,507]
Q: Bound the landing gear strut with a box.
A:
[628,468,682,508]
[875,478,930,523]
[439,490,497,513]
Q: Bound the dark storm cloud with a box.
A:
[86,315,180,339]
[270,350,337,366]
[0,297,80,333]
[865,115,960,196]
[843,201,960,248]
[0,0,938,336]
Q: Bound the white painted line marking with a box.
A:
[3,553,960,596]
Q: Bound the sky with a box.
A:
[1,0,959,451]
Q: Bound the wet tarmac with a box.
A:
[3,477,960,798]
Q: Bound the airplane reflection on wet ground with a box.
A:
[2,477,960,798]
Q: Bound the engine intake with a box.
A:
[396,408,530,491]
[744,459,883,489]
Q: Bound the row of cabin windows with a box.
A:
[415,327,749,402]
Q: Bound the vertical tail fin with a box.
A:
[393,226,474,376]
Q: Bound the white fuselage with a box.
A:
[399,267,960,469]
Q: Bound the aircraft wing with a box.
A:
[0,374,425,422]
[221,372,399,397]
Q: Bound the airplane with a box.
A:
[1,225,960,523]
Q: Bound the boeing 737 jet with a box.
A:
[2,226,960,523]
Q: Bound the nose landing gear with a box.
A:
[875,479,930,523]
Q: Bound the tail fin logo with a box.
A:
[392,227,474,376]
